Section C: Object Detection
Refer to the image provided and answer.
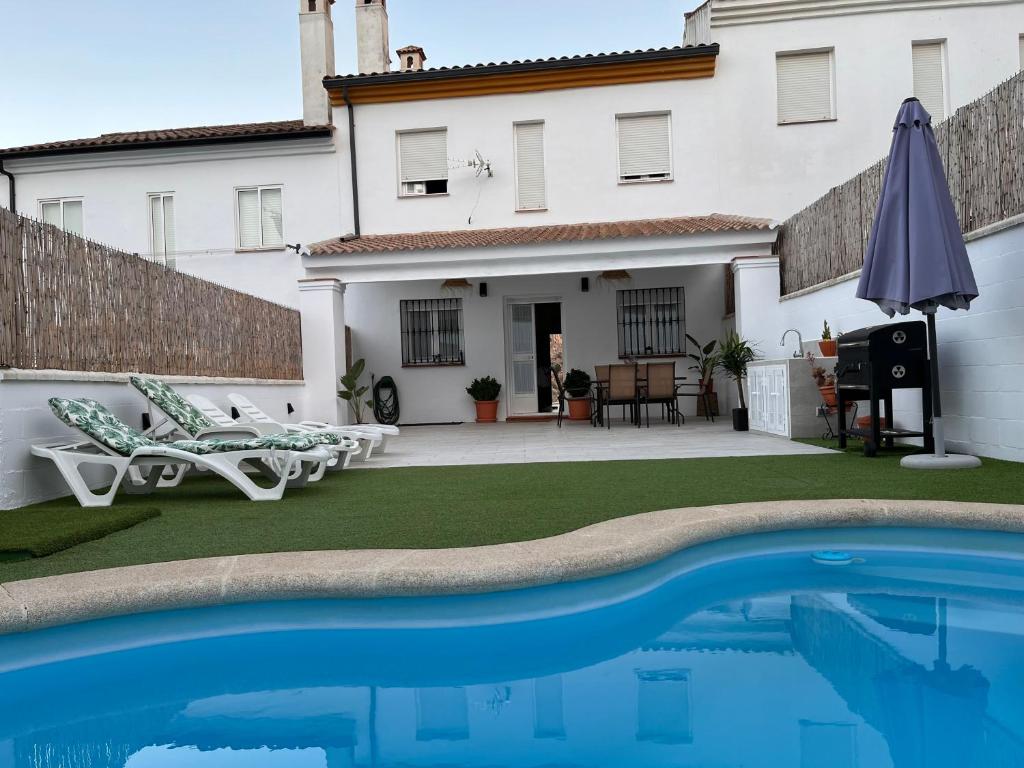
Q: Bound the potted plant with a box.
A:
[818,320,837,357]
[466,376,501,422]
[719,330,758,431]
[805,352,838,408]
[563,368,593,420]
[686,333,720,416]
[338,358,373,423]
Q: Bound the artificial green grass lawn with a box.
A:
[1,445,1021,582]
[0,507,159,561]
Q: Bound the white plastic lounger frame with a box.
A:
[186,394,360,470]
[129,377,337,479]
[228,393,395,460]
[225,393,386,462]
[31,438,305,508]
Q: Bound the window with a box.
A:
[636,670,692,744]
[400,298,465,365]
[514,121,546,210]
[38,198,83,235]
[776,49,835,124]
[617,287,685,358]
[912,41,947,121]
[616,112,672,182]
[236,185,283,250]
[148,193,176,268]
[398,128,448,196]
[1019,34,1024,70]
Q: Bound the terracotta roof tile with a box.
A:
[309,214,774,255]
[0,120,332,158]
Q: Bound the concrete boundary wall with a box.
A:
[0,372,305,510]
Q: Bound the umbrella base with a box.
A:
[901,453,982,470]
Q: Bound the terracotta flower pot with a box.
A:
[818,339,837,357]
[856,415,889,430]
[567,397,591,421]
[474,400,499,423]
[819,385,837,408]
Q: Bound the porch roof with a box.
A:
[303,213,778,283]
[308,214,773,255]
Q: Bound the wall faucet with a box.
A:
[780,329,803,358]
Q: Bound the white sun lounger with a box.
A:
[227,392,398,457]
[35,398,321,507]
[186,393,370,469]
[129,376,358,476]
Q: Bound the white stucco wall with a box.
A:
[708,3,1024,219]
[345,264,728,425]
[743,219,1024,461]
[3,137,343,308]
[0,373,306,510]
[336,2,1024,238]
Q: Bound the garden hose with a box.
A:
[372,375,400,425]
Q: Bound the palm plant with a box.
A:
[718,331,758,409]
[338,358,373,423]
[685,333,720,388]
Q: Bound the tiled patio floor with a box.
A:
[356,418,834,469]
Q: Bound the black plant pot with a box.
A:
[732,407,749,431]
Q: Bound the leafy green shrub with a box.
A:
[563,368,592,398]
[466,376,501,401]
[338,358,373,423]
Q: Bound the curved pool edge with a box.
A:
[2,498,1023,635]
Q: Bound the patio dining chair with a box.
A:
[605,363,640,429]
[592,365,610,427]
[643,362,679,427]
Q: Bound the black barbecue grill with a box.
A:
[836,321,934,456]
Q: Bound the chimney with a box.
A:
[299,0,335,126]
[397,45,426,72]
[355,0,390,74]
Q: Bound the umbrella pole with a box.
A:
[927,311,946,457]
[901,313,980,468]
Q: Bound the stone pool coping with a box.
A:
[2,498,1023,635]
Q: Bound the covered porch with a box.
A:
[298,215,781,426]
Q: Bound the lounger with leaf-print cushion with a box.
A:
[33,398,327,507]
[128,376,357,469]
[189,392,378,465]
[226,392,396,459]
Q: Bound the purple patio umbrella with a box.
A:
[857,97,980,468]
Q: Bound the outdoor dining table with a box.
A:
[591,373,688,427]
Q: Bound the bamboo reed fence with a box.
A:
[777,71,1024,295]
[0,207,303,379]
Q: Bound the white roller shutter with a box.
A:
[776,50,834,124]
[514,121,546,210]
[616,113,672,180]
[260,187,283,247]
[912,42,946,121]
[399,129,448,183]
[237,189,260,249]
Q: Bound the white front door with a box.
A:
[507,302,538,415]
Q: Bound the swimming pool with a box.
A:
[1,527,1023,768]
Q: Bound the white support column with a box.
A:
[732,256,782,352]
[299,278,348,425]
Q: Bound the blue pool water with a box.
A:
[2,527,1024,768]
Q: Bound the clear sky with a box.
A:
[2,0,702,149]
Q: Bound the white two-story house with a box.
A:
[2,0,1022,426]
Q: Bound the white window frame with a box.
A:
[615,111,674,184]
[234,184,284,251]
[775,47,837,125]
[513,120,547,212]
[396,128,449,198]
[37,197,83,234]
[147,192,175,268]
[911,39,950,122]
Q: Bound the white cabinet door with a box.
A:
[749,365,789,436]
